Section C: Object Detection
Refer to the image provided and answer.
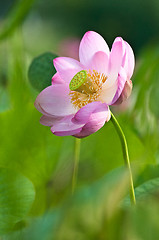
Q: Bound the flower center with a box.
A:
[69,70,107,109]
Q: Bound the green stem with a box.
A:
[72,138,81,194]
[110,112,136,205]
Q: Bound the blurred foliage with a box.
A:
[4,168,159,240]
[123,177,159,206]
[0,0,35,40]
[0,168,35,235]
[36,0,159,52]
[0,0,159,239]
[28,52,57,91]
[128,44,159,162]
[0,86,10,112]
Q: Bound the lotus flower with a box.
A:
[35,31,135,138]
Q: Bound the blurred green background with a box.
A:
[0,0,159,239]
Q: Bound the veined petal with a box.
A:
[34,101,52,117]
[72,101,105,124]
[111,67,127,105]
[79,31,109,66]
[51,115,83,136]
[74,104,111,138]
[106,38,124,88]
[113,79,132,105]
[87,51,109,74]
[40,115,63,126]
[123,41,135,79]
[35,84,76,117]
[53,57,84,83]
[52,73,65,85]
[99,81,118,105]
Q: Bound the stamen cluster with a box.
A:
[69,70,107,109]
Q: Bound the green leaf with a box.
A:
[135,164,159,187]
[28,52,58,92]
[0,168,35,234]
[123,177,159,206]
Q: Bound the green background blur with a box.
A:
[0,0,159,239]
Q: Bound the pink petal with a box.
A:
[34,101,52,117]
[113,79,132,105]
[35,84,76,117]
[51,115,83,136]
[74,104,111,138]
[79,31,109,66]
[87,51,109,74]
[72,101,105,124]
[111,67,127,105]
[123,41,135,79]
[99,81,118,105]
[53,57,84,83]
[52,73,65,85]
[106,37,124,88]
[40,115,63,126]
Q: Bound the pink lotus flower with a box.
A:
[35,31,135,138]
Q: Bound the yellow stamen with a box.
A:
[69,70,107,109]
